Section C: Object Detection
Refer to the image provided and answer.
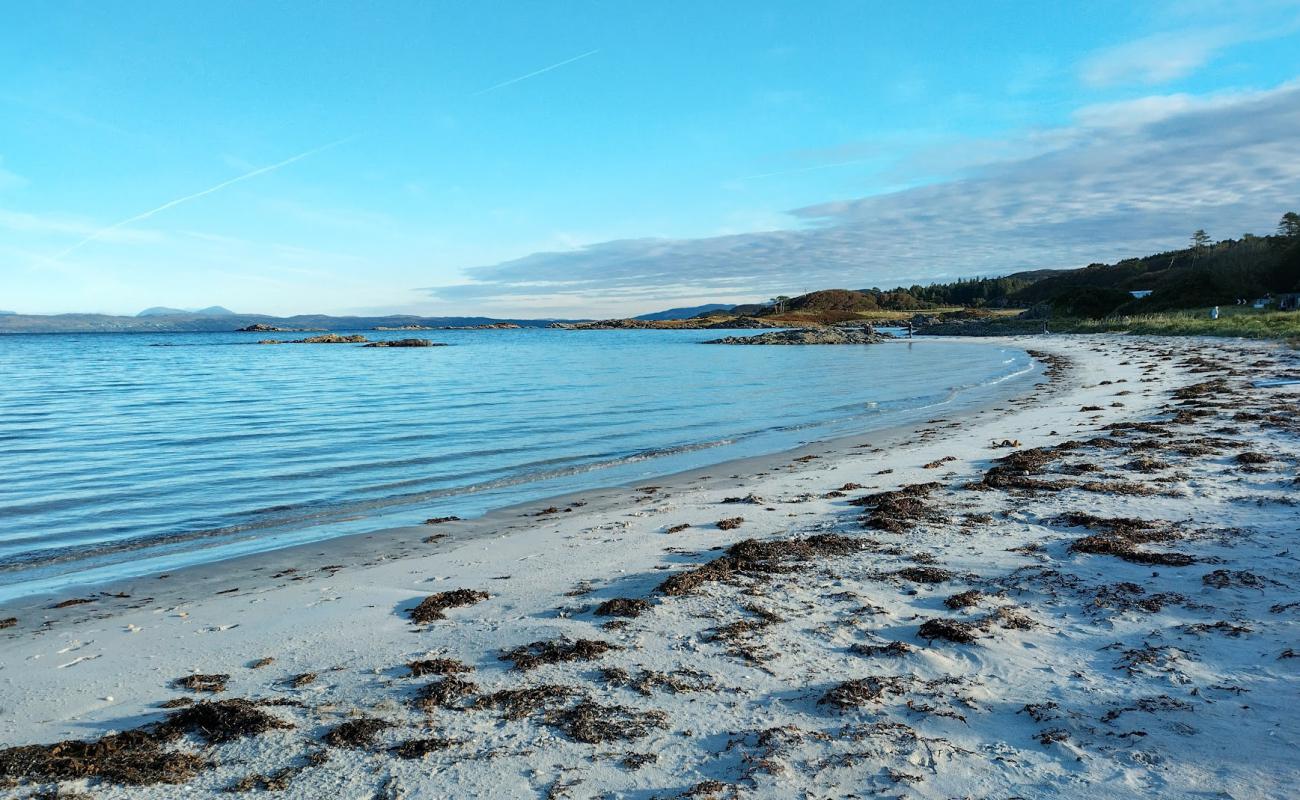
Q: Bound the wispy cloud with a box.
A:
[1080,28,1253,87]
[427,81,1300,312]
[48,136,356,261]
[473,49,600,96]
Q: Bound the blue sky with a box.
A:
[2,1,1300,317]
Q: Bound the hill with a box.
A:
[634,303,734,321]
[137,306,236,317]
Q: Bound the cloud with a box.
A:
[427,81,1300,310]
[1079,28,1248,87]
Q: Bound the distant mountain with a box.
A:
[0,312,573,334]
[634,303,735,321]
[137,306,236,317]
[0,310,15,316]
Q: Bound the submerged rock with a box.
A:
[703,328,891,345]
[363,338,445,347]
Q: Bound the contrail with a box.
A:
[473,49,600,96]
[50,136,356,261]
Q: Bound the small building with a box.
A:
[1129,290,1153,299]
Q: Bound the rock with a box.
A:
[363,339,445,348]
[237,323,287,332]
[297,334,369,344]
[703,328,891,345]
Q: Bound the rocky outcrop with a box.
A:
[703,328,892,345]
[551,316,779,330]
[259,334,369,344]
[363,339,445,347]
[702,317,781,329]
[238,323,289,332]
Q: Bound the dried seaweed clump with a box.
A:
[848,640,913,657]
[852,482,945,532]
[917,618,981,644]
[595,597,651,618]
[500,638,616,671]
[1235,451,1271,465]
[977,448,1071,492]
[172,673,229,693]
[1070,536,1194,566]
[1173,378,1230,400]
[0,731,205,786]
[392,737,461,759]
[413,677,479,711]
[818,676,908,709]
[156,699,292,744]
[322,717,390,748]
[1056,513,1194,567]
[894,566,954,584]
[543,700,668,744]
[0,698,295,786]
[601,666,715,696]
[470,685,580,719]
[657,534,862,596]
[716,517,745,530]
[944,590,983,609]
[408,588,489,623]
[407,657,473,677]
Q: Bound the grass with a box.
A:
[927,307,1300,342]
[1052,308,1300,340]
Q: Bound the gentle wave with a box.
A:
[0,330,1038,600]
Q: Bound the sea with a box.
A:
[0,329,1038,602]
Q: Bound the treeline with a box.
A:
[852,212,1300,317]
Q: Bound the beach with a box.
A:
[1,334,1298,798]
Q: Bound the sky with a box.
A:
[2,1,1300,318]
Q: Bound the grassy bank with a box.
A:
[1052,308,1300,339]
[924,308,1300,342]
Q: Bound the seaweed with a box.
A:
[543,700,668,744]
[656,534,863,595]
[408,588,489,623]
[406,657,473,677]
[322,717,390,748]
[172,673,228,693]
[594,598,650,618]
[392,737,461,759]
[0,731,206,786]
[413,677,479,711]
[499,638,616,671]
[819,676,909,709]
[917,618,981,644]
[470,685,580,719]
[943,590,983,609]
[894,566,954,584]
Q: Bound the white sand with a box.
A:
[1,334,1297,799]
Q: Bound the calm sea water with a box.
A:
[0,329,1036,601]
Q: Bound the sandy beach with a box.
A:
[2,334,1298,799]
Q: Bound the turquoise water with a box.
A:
[0,329,1036,601]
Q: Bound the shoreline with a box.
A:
[0,336,1042,614]
[2,334,1297,798]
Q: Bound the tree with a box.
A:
[767,295,792,313]
[1191,229,1211,250]
[1279,212,1300,238]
